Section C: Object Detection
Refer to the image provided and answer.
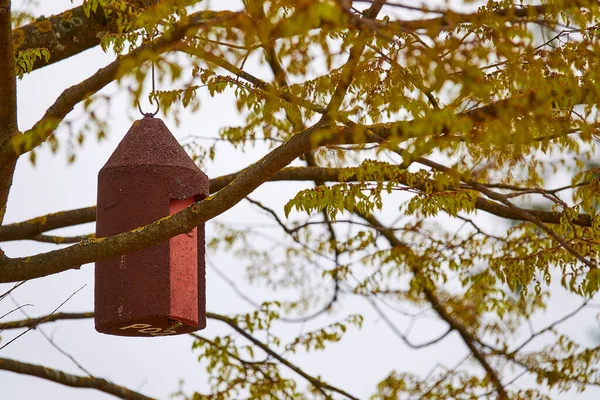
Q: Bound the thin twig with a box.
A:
[0,285,85,351]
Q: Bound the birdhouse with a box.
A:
[95,116,208,337]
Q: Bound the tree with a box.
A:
[1,0,600,398]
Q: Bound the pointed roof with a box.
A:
[102,116,201,172]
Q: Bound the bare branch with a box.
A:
[0,311,357,399]
[368,296,453,349]
[0,285,85,350]
[209,312,359,400]
[360,213,509,399]
[0,207,95,242]
[0,304,33,325]
[0,311,93,330]
[9,295,97,377]
[508,298,593,356]
[0,357,155,400]
[0,280,26,302]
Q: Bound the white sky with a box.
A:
[1,1,600,399]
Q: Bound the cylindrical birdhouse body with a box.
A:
[95,116,208,337]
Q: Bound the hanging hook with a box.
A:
[136,61,160,117]
[137,74,160,116]
[137,53,160,117]
[137,0,160,118]
[137,100,160,118]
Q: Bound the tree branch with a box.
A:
[0,0,16,134]
[28,234,95,244]
[0,121,327,283]
[417,157,597,269]
[0,357,155,400]
[0,207,96,242]
[359,3,551,32]
[12,0,241,72]
[0,312,93,330]
[0,311,358,399]
[320,0,385,121]
[13,3,116,71]
[368,297,453,349]
[0,0,18,225]
[3,10,241,158]
[360,213,509,399]
[207,312,359,400]
[1,166,594,243]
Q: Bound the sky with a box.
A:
[1,1,600,399]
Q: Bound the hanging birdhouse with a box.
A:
[95,116,209,337]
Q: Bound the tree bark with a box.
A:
[12,1,240,72]
[0,357,155,400]
[12,5,114,71]
[0,166,594,243]
[0,0,18,225]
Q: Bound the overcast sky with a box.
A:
[1,1,600,399]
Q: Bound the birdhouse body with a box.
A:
[95,117,208,337]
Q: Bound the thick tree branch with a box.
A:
[12,0,240,72]
[13,2,551,75]
[0,0,16,135]
[0,166,594,243]
[0,0,18,225]
[13,4,115,71]
[0,357,155,400]
[0,121,326,283]
[3,10,241,158]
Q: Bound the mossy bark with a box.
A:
[0,0,18,225]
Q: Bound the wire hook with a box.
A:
[136,60,160,117]
[137,0,160,118]
[137,99,160,118]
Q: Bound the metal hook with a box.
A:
[137,98,160,118]
[137,49,160,117]
[137,0,160,118]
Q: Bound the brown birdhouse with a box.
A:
[95,116,208,337]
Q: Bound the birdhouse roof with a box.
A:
[101,116,203,173]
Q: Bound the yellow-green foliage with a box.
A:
[11,0,600,398]
[14,48,49,78]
